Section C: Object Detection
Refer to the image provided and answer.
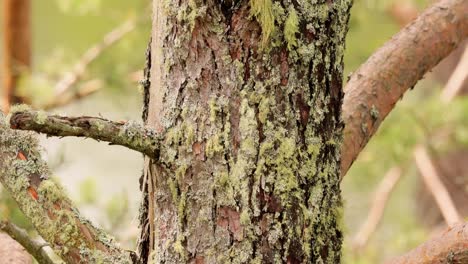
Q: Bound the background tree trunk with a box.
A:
[138,0,352,262]
[2,0,31,112]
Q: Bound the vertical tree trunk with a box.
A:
[139,0,352,262]
[2,0,31,112]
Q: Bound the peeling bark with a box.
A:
[139,0,352,262]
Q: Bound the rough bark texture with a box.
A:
[341,0,468,175]
[2,0,31,112]
[139,0,352,262]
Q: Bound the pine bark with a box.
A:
[139,0,352,262]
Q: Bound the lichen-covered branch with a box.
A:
[386,222,468,264]
[0,112,133,263]
[9,107,162,158]
[341,0,468,176]
[0,221,60,264]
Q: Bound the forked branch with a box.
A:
[0,112,133,263]
[9,108,162,158]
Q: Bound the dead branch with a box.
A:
[441,45,468,102]
[9,108,162,158]
[352,167,403,250]
[0,112,133,263]
[44,79,103,110]
[1,0,31,112]
[341,0,468,176]
[0,221,59,264]
[53,20,136,97]
[386,222,468,264]
[414,145,461,226]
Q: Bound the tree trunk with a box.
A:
[138,0,352,262]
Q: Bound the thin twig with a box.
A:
[441,45,468,102]
[0,221,60,264]
[352,167,402,250]
[413,145,461,226]
[44,79,103,110]
[9,109,162,158]
[53,19,136,97]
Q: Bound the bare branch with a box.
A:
[9,108,162,158]
[0,232,32,263]
[386,222,468,264]
[0,221,60,264]
[352,167,402,250]
[43,79,103,110]
[414,145,461,226]
[0,112,133,263]
[53,20,136,97]
[341,0,468,176]
[441,45,468,102]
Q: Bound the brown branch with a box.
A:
[341,0,468,176]
[352,167,403,250]
[1,0,31,112]
[0,111,133,263]
[413,145,461,226]
[0,221,60,264]
[53,20,136,97]
[0,232,32,263]
[386,222,468,263]
[9,108,162,158]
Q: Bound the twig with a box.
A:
[386,221,468,264]
[352,167,403,250]
[440,45,468,102]
[0,221,60,264]
[53,19,136,97]
[44,79,103,110]
[341,0,468,176]
[0,111,133,263]
[9,108,162,158]
[413,145,461,226]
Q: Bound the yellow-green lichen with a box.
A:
[284,7,299,50]
[250,0,275,47]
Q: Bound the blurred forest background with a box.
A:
[1,0,467,263]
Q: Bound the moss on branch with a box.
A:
[0,112,133,264]
[8,107,162,158]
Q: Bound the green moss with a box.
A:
[284,7,299,50]
[38,180,63,203]
[250,0,275,47]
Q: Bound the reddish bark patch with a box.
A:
[217,207,244,241]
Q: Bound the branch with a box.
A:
[352,167,402,250]
[341,0,468,176]
[386,222,468,264]
[413,145,461,226]
[0,221,59,264]
[44,79,103,110]
[0,111,133,263]
[9,108,162,158]
[0,232,32,263]
[53,19,136,97]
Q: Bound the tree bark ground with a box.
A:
[139,0,352,262]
